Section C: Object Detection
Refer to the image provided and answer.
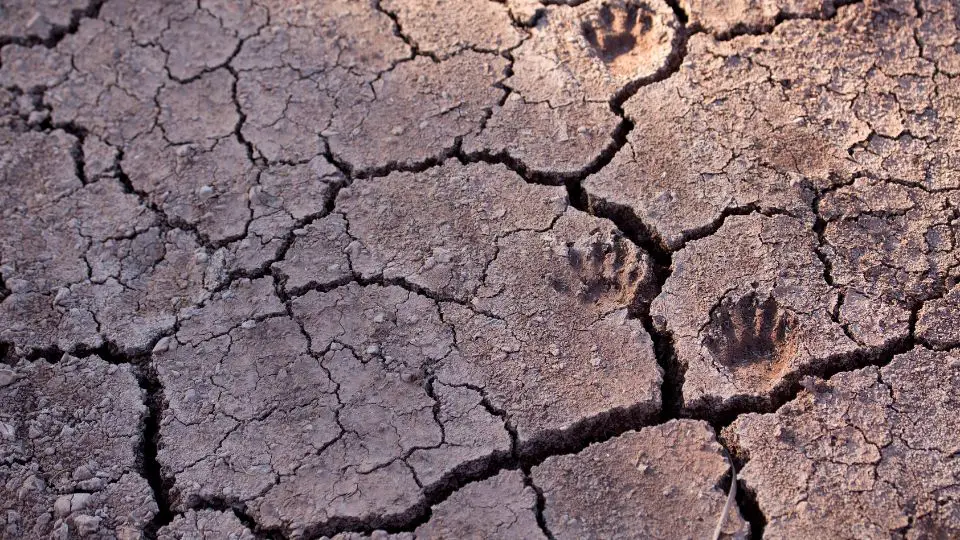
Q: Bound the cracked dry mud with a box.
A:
[1,0,959,539]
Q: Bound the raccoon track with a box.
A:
[565,231,650,311]
[702,293,799,391]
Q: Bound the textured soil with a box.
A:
[1,0,959,538]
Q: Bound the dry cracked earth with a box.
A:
[1,0,959,538]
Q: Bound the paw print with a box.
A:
[702,294,799,388]
[581,1,654,62]
[563,232,647,309]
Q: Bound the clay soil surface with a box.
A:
[1,0,960,538]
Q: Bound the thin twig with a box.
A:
[712,460,737,540]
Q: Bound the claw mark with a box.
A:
[702,294,799,389]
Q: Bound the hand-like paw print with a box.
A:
[581,1,654,63]
[702,293,799,389]
[563,231,649,310]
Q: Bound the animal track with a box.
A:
[565,232,649,311]
[702,293,799,390]
[581,0,658,76]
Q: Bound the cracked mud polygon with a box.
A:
[0,0,958,538]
